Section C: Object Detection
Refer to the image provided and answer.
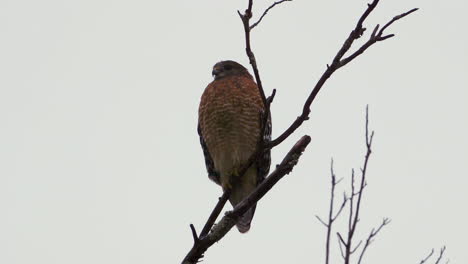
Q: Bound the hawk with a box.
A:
[198,60,271,233]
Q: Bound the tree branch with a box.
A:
[238,1,267,108]
[317,159,349,264]
[419,249,435,264]
[250,0,292,30]
[199,191,230,238]
[434,247,447,264]
[268,0,418,148]
[419,246,448,264]
[181,135,311,264]
[343,106,375,264]
[357,218,391,264]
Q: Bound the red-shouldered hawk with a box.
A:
[198,60,271,233]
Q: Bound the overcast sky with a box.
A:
[1,0,467,263]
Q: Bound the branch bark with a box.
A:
[315,159,348,264]
[268,0,418,148]
[182,136,311,264]
[250,0,292,30]
[419,246,448,264]
[319,107,390,264]
[357,218,391,264]
[343,106,375,264]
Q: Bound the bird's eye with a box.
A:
[223,64,233,71]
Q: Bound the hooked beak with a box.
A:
[212,66,222,78]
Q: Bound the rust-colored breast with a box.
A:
[198,75,264,181]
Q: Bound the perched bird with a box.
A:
[198,60,271,233]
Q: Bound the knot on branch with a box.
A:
[245,9,252,19]
[354,27,366,39]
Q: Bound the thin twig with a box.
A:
[337,232,347,259]
[327,106,377,264]
[332,193,348,221]
[319,159,348,264]
[267,0,417,148]
[316,215,328,227]
[418,246,447,264]
[345,106,374,264]
[343,169,355,262]
[326,159,338,263]
[351,240,363,254]
[238,1,267,108]
[339,7,418,67]
[239,1,284,152]
[357,218,391,264]
[189,224,199,244]
[419,249,435,264]
[435,246,447,264]
[250,0,292,29]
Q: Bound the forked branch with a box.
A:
[419,246,448,264]
[315,159,348,264]
[268,0,417,148]
[250,0,292,30]
[182,136,311,264]
[357,218,391,264]
[319,107,390,264]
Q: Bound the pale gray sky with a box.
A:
[1,0,467,263]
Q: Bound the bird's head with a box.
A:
[212,60,252,80]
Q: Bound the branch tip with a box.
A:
[251,0,292,29]
[189,224,199,244]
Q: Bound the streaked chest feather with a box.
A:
[199,77,263,173]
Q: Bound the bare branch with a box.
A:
[250,0,292,30]
[350,107,374,236]
[319,158,349,264]
[189,224,199,244]
[418,246,447,264]
[333,106,375,264]
[339,7,419,67]
[419,249,435,264]
[357,218,391,264]
[435,246,447,264]
[380,8,419,35]
[332,192,348,221]
[316,215,329,227]
[199,191,230,238]
[337,232,347,247]
[325,159,338,264]
[268,0,417,148]
[348,169,356,231]
[181,136,311,264]
[351,240,363,254]
[337,232,347,259]
[238,2,267,108]
[267,88,277,105]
